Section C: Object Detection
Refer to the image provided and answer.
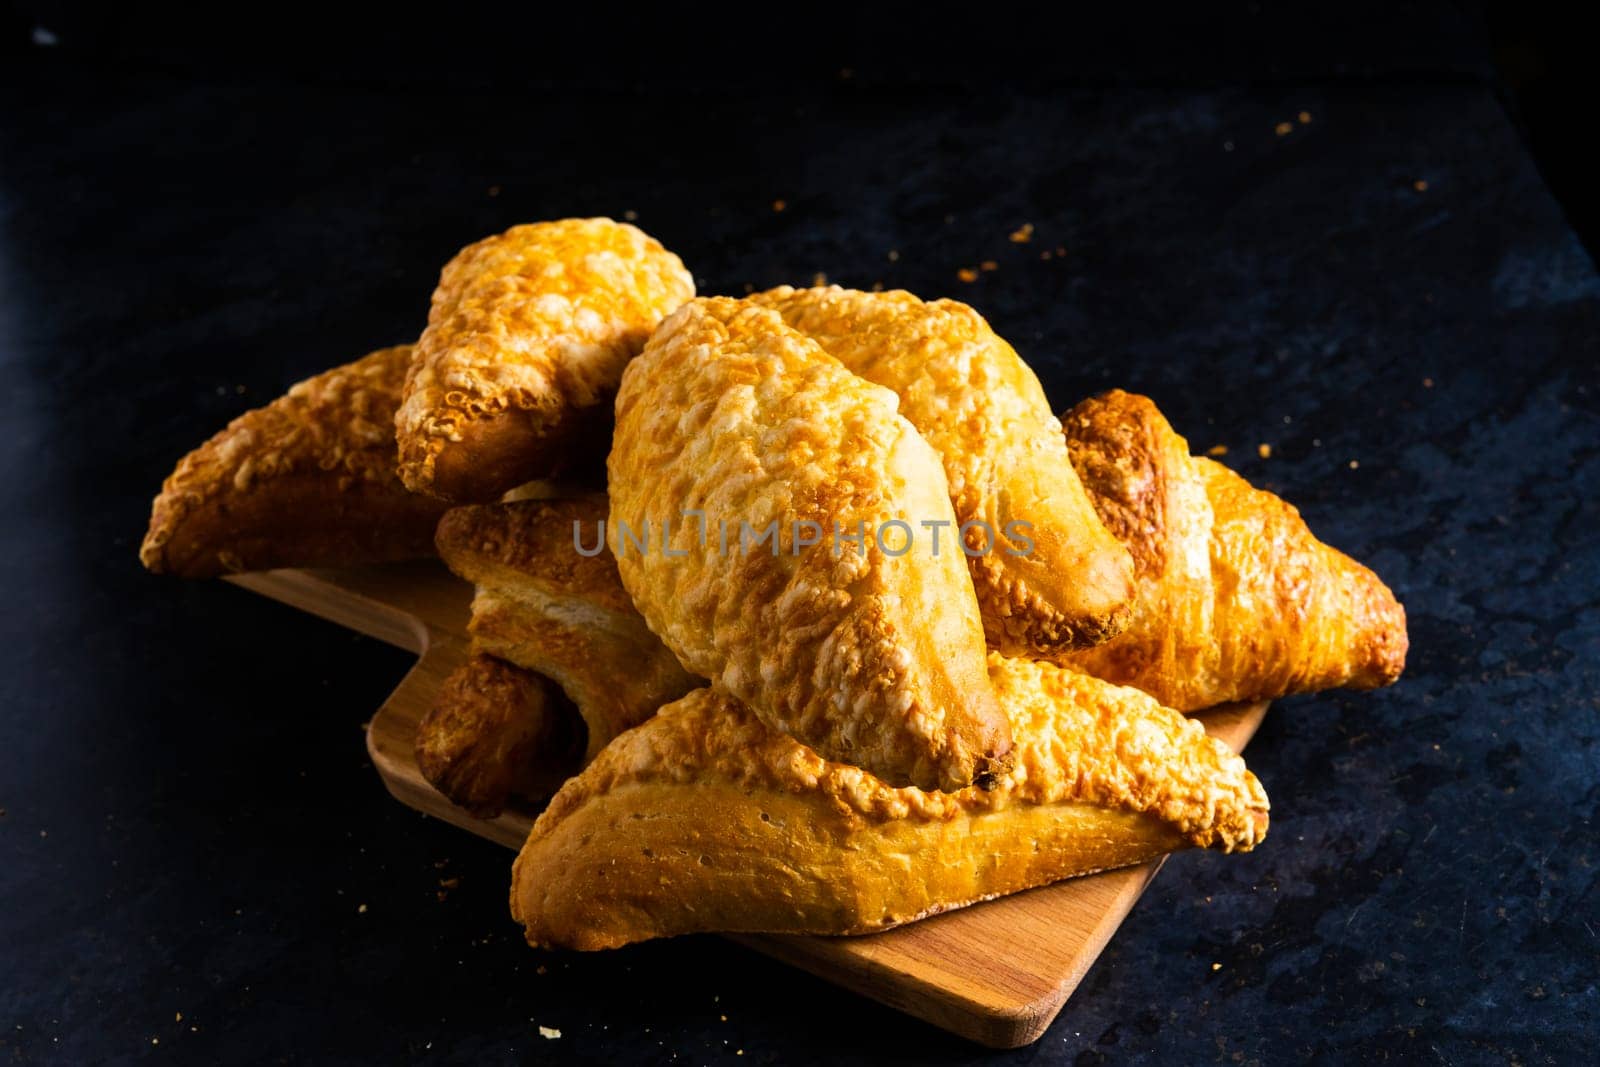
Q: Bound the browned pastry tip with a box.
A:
[434,495,701,763]
[396,218,694,502]
[510,655,1267,951]
[608,296,1011,792]
[748,285,1136,656]
[140,344,451,578]
[415,653,585,818]
[1061,389,1408,709]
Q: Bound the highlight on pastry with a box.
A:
[1061,389,1408,709]
[510,654,1269,951]
[396,218,695,503]
[140,344,452,578]
[434,495,702,763]
[607,296,1012,793]
[751,285,1136,656]
[415,652,585,818]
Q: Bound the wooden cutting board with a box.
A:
[227,562,1268,1048]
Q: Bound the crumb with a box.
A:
[1349,460,1360,469]
[957,268,979,283]
[1009,223,1034,244]
[536,965,547,975]
[1298,111,1312,124]
[539,1026,561,1040]
[980,260,998,272]
[439,877,461,890]
[175,1013,182,1023]
[487,185,501,198]
[357,904,367,914]
[886,249,899,262]
[1211,963,1222,971]
[1055,245,1066,256]
[235,384,246,394]
[1258,443,1272,459]
[433,860,449,869]
[1423,377,1434,388]
[871,281,884,292]
[1274,121,1293,136]
[152,1038,160,1046]
[623,209,638,221]
[1413,179,1429,192]
[771,199,786,213]
[811,272,828,286]
[1206,444,1229,457]
[743,282,754,293]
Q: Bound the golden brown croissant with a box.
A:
[396,218,694,502]
[140,344,451,578]
[1062,390,1408,709]
[415,653,584,818]
[434,496,701,762]
[750,286,1136,656]
[608,297,1011,792]
[510,654,1269,950]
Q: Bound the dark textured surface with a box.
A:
[2,49,1598,1065]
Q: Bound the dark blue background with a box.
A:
[2,6,1597,1063]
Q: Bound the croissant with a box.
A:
[141,344,451,578]
[396,218,695,502]
[510,654,1269,951]
[750,286,1136,655]
[435,496,701,762]
[415,653,584,818]
[1061,390,1408,709]
[608,297,1011,792]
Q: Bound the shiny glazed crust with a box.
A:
[750,286,1136,655]
[434,496,701,762]
[1061,390,1409,708]
[415,653,584,818]
[607,297,1012,793]
[140,344,450,577]
[396,218,695,502]
[510,655,1269,950]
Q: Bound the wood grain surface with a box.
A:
[228,563,1268,1048]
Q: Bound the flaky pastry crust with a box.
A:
[435,497,701,762]
[607,297,1011,792]
[510,654,1268,950]
[397,218,694,502]
[1062,390,1409,708]
[415,653,584,818]
[140,344,450,578]
[750,286,1136,656]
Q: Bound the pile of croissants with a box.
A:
[142,217,1408,951]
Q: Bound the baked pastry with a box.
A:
[415,653,584,818]
[1062,390,1408,709]
[608,297,1011,792]
[434,496,701,762]
[396,218,695,502]
[750,285,1136,656]
[140,344,450,578]
[510,654,1269,950]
